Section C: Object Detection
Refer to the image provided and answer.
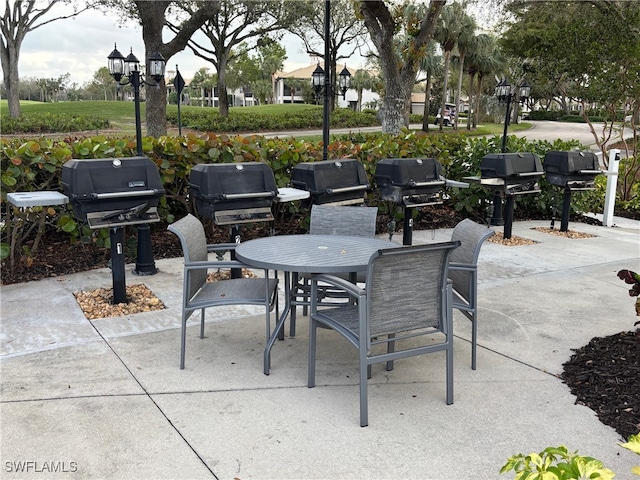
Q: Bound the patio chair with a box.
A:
[449,219,495,370]
[308,241,460,427]
[168,214,278,369]
[289,204,378,336]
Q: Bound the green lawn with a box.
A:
[0,99,530,137]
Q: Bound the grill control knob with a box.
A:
[112,159,122,168]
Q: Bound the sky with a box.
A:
[12,2,369,86]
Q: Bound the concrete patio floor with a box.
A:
[1,218,639,479]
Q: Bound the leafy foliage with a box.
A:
[1,113,110,134]
[166,106,378,132]
[500,445,615,480]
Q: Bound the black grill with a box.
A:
[464,153,544,239]
[62,156,165,229]
[61,156,166,304]
[480,153,543,195]
[374,158,448,245]
[543,151,602,231]
[291,159,369,206]
[374,157,445,206]
[189,162,277,226]
[543,151,601,190]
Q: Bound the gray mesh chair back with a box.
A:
[308,241,459,427]
[168,214,278,369]
[448,219,495,370]
[309,205,378,237]
[290,204,378,335]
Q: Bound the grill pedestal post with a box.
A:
[402,206,414,245]
[110,227,127,304]
[490,193,505,226]
[560,190,572,232]
[230,225,242,279]
[503,196,515,239]
[133,224,158,275]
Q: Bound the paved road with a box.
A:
[263,120,634,150]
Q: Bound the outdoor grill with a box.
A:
[291,159,369,207]
[374,157,447,245]
[189,162,278,278]
[189,162,278,226]
[61,156,166,303]
[62,156,164,229]
[465,153,543,239]
[543,150,602,231]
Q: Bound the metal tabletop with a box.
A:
[235,234,396,274]
[235,234,397,375]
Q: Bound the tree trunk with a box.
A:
[217,53,229,116]
[454,52,465,131]
[1,39,22,118]
[421,72,432,132]
[136,0,221,137]
[466,73,475,130]
[474,74,484,129]
[360,0,445,136]
[439,50,451,131]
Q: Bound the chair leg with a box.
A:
[290,272,300,337]
[308,318,318,388]
[386,333,396,371]
[446,338,454,405]
[359,354,369,427]
[302,276,309,316]
[200,308,205,339]
[180,315,188,370]
[471,312,477,370]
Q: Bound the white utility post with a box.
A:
[602,148,620,227]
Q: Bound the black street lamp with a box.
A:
[107,44,165,276]
[495,78,531,153]
[310,1,351,161]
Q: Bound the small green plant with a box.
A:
[619,433,640,476]
[501,434,640,479]
[616,270,640,319]
[499,445,615,479]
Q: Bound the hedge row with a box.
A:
[1,131,589,250]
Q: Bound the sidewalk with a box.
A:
[1,218,639,479]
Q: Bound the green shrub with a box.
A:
[3,129,627,269]
[166,107,378,133]
[0,112,110,134]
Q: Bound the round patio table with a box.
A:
[235,234,398,374]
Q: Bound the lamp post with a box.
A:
[107,44,165,276]
[490,78,531,229]
[310,1,351,161]
[495,79,531,153]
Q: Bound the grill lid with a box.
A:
[374,157,446,205]
[291,159,369,205]
[481,153,543,179]
[61,156,165,228]
[543,151,602,190]
[189,162,277,225]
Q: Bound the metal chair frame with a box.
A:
[168,214,278,369]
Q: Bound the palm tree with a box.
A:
[350,69,374,112]
[463,34,503,129]
[435,2,464,131]
[418,41,443,132]
[453,12,476,130]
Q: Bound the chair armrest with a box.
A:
[311,274,366,298]
[207,243,238,253]
[449,262,477,272]
[184,259,248,271]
